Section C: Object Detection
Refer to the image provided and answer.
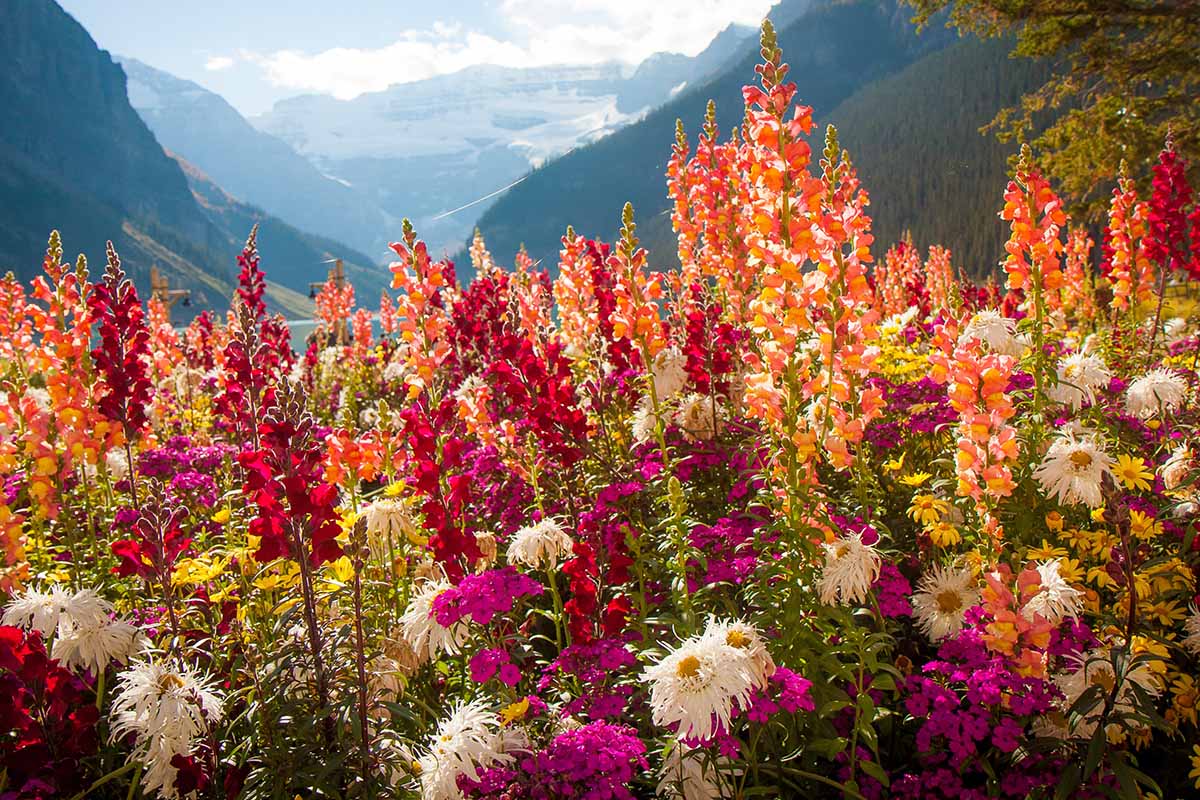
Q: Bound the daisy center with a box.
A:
[726,630,750,649]
[157,673,186,691]
[935,589,963,613]
[676,655,702,679]
[1069,451,1093,469]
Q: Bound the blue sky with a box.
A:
[59,0,775,116]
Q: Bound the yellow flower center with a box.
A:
[1069,451,1093,469]
[676,655,702,679]
[157,673,185,691]
[935,589,963,613]
[726,630,750,649]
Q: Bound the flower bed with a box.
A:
[1,21,1199,800]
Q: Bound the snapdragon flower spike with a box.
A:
[1061,228,1097,320]
[110,492,191,582]
[388,218,456,398]
[238,386,343,566]
[314,273,354,342]
[1145,138,1196,279]
[1101,164,1155,313]
[876,234,924,316]
[88,242,152,437]
[235,224,266,326]
[925,244,960,315]
[1000,147,1066,313]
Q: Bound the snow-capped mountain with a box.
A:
[250,24,753,256]
[121,57,396,260]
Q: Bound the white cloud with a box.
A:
[204,55,235,72]
[246,0,774,100]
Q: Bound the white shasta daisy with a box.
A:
[959,310,1029,357]
[507,517,574,571]
[110,658,225,800]
[1047,352,1111,410]
[418,699,511,800]
[700,617,775,689]
[652,347,689,401]
[911,564,980,642]
[51,616,143,675]
[674,394,723,442]
[363,498,419,559]
[1125,368,1187,418]
[1183,606,1200,656]
[2,584,72,638]
[644,633,756,741]
[817,532,882,606]
[1033,434,1113,508]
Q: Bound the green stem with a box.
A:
[65,761,138,800]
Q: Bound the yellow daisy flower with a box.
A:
[1129,510,1163,541]
[907,494,948,526]
[1025,539,1069,561]
[1144,599,1187,627]
[1191,744,1200,789]
[1056,557,1085,585]
[500,697,531,726]
[1087,566,1117,590]
[1114,454,1154,492]
[1170,674,1197,728]
[927,522,961,548]
[899,472,932,487]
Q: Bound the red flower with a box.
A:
[0,626,99,799]
[239,391,343,566]
[88,242,152,436]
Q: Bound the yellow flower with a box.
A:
[899,472,931,487]
[1044,511,1064,532]
[500,697,531,726]
[884,454,905,473]
[211,507,231,524]
[1131,636,1169,681]
[1114,454,1154,492]
[1129,510,1163,541]
[1170,674,1197,728]
[45,565,72,584]
[1090,506,1106,523]
[1056,557,1085,585]
[172,556,229,587]
[1143,599,1186,627]
[928,522,962,548]
[1144,558,1195,594]
[1190,744,1200,789]
[384,482,405,498]
[1087,566,1117,590]
[320,556,356,591]
[1025,539,1069,561]
[1057,527,1091,552]
[254,564,300,592]
[908,494,949,526]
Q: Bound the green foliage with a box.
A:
[908,0,1200,218]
